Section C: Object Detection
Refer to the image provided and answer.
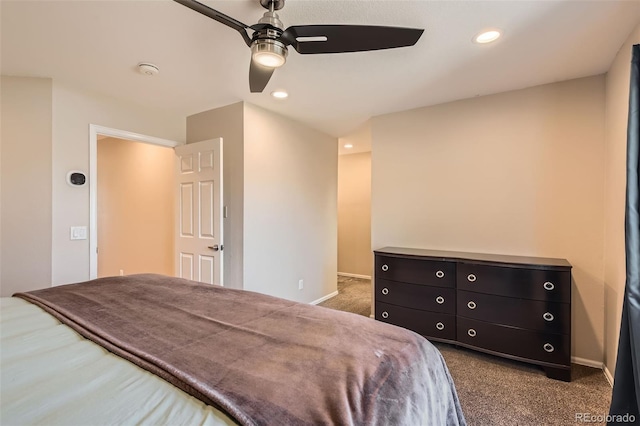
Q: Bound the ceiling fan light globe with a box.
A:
[253,51,285,67]
[251,39,287,68]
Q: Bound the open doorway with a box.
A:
[88,125,179,279]
[337,122,372,280]
[96,136,175,278]
[326,122,373,317]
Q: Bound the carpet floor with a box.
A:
[317,275,372,317]
[319,276,613,425]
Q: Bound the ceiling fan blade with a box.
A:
[281,25,424,54]
[249,60,276,93]
[174,0,252,47]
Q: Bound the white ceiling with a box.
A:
[2,1,639,138]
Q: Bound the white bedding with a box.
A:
[0,297,235,425]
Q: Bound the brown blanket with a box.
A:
[16,274,466,426]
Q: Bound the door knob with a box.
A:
[208,244,223,251]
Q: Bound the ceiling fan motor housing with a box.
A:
[251,10,288,67]
[257,10,284,31]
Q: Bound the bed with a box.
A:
[1,274,466,425]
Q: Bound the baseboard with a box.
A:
[571,356,602,369]
[570,356,613,387]
[310,291,339,305]
[603,365,614,387]
[338,272,372,280]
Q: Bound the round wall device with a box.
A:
[66,170,86,186]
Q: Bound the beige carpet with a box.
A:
[320,276,613,425]
[318,275,372,317]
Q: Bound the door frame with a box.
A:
[88,124,180,279]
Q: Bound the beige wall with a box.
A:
[603,25,640,377]
[243,103,338,303]
[0,76,53,296]
[51,83,185,286]
[97,137,174,278]
[338,152,372,277]
[372,76,606,363]
[0,78,185,290]
[186,102,244,289]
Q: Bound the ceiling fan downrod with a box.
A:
[259,0,285,11]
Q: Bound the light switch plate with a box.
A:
[70,226,88,240]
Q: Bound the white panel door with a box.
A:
[175,138,223,285]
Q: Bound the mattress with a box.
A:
[0,297,235,425]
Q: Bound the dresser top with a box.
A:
[374,247,572,269]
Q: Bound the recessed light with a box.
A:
[271,90,288,99]
[344,144,353,149]
[474,30,502,44]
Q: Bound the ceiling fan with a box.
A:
[174,0,424,93]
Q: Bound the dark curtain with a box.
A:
[609,44,640,424]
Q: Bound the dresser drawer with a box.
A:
[375,302,456,341]
[376,279,455,314]
[457,263,570,303]
[457,291,570,334]
[457,317,570,366]
[375,255,455,287]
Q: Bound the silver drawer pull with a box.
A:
[381,264,389,272]
[467,301,477,310]
[381,311,389,319]
[467,329,477,337]
[543,343,555,353]
[543,312,554,322]
[543,281,554,291]
[435,270,445,278]
[467,274,477,282]
[436,296,445,304]
[381,288,389,295]
[436,322,445,331]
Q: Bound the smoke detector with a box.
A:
[138,63,159,76]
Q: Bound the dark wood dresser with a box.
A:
[374,247,572,381]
